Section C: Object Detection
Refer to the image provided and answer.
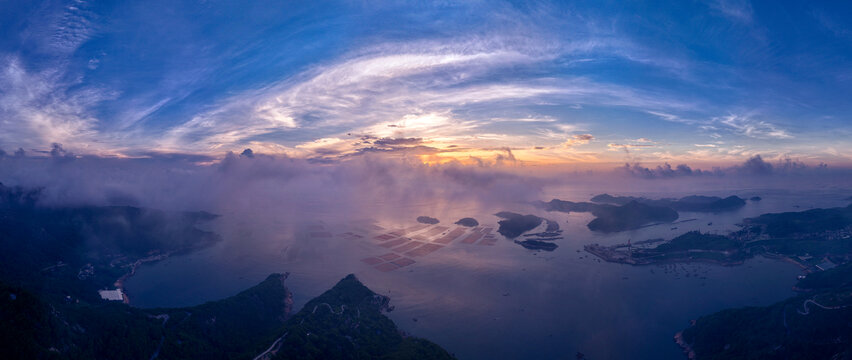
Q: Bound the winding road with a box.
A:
[312,303,346,315]
[797,298,849,315]
[252,332,288,360]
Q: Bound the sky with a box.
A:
[1,0,851,167]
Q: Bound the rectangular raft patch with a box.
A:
[405,243,444,257]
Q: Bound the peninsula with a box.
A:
[584,204,852,269]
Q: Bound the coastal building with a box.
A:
[815,260,837,271]
[98,289,125,301]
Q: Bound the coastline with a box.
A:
[584,243,747,267]
[113,252,173,305]
[673,331,696,359]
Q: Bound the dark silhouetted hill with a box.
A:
[270,274,455,360]
[591,193,746,212]
[495,212,543,238]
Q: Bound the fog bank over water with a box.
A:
[2,150,850,273]
[1,150,849,218]
[0,151,540,218]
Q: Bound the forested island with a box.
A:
[590,194,746,213]
[539,198,679,232]
[416,216,440,225]
[495,211,545,238]
[454,217,479,227]
[494,212,562,251]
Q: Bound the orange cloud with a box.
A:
[563,134,594,147]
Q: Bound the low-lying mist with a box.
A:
[2,150,850,220]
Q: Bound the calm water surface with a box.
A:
[125,186,851,359]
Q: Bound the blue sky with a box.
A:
[1,0,850,166]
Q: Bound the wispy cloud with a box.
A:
[716,114,792,139]
[159,36,703,155]
[0,56,108,151]
[645,110,700,125]
[607,143,656,151]
[20,0,98,55]
[2,0,847,167]
[811,9,852,41]
[160,43,557,150]
[564,134,594,147]
[708,0,754,24]
[51,0,97,53]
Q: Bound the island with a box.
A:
[416,216,440,225]
[538,198,680,232]
[586,201,679,233]
[454,217,479,227]
[494,212,562,251]
[590,194,746,213]
[495,212,544,238]
[514,239,558,251]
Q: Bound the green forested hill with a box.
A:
[681,264,852,359]
[270,274,456,360]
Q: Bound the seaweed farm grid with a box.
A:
[358,223,497,272]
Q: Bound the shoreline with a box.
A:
[673,331,696,359]
[113,252,173,305]
[584,244,747,267]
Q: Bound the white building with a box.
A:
[98,289,124,301]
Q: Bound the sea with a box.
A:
[125,181,852,359]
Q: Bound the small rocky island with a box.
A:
[454,217,479,227]
[514,239,558,251]
[495,212,562,251]
[416,216,440,224]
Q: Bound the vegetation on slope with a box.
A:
[271,274,456,360]
[681,264,852,359]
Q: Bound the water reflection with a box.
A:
[125,186,848,359]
